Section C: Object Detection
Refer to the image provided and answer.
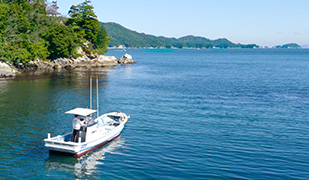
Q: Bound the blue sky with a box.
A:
[56,0,309,47]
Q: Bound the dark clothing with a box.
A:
[80,126,87,142]
[72,129,80,142]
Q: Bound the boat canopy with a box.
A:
[65,108,97,116]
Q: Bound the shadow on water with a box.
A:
[44,137,125,178]
[0,67,118,82]
[0,68,115,133]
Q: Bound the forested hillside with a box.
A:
[0,0,109,66]
[274,43,302,49]
[102,22,259,49]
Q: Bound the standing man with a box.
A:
[72,114,80,142]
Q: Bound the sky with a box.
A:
[56,0,309,47]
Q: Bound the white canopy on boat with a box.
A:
[65,108,97,116]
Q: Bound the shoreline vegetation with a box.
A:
[0,0,134,78]
[0,0,302,78]
[0,0,109,65]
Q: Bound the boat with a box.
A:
[44,77,130,157]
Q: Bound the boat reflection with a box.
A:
[45,137,125,178]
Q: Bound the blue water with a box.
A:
[0,49,309,179]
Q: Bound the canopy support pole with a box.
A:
[96,77,99,117]
[90,77,92,110]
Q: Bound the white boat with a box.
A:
[44,78,129,157]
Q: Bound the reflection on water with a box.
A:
[1,67,118,82]
[0,81,8,108]
[45,137,125,178]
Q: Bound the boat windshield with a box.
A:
[87,117,98,127]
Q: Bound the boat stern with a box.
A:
[44,133,86,155]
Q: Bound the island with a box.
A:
[274,43,302,49]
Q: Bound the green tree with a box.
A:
[0,0,110,67]
[67,0,100,44]
[95,26,110,54]
[0,0,50,64]
[1,44,32,65]
[67,0,109,54]
[42,24,78,59]
[0,2,9,40]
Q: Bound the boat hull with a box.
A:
[49,134,120,157]
[75,133,120,157]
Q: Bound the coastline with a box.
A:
[0,54,136,79]
[109,46,303,50]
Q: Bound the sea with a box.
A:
[0,49,309,179]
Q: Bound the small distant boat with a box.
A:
[44,78,130,157]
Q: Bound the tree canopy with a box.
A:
[0,0,110,66]
[66,0,109,54]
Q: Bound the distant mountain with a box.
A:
[274,43,302,49]
[101,22,259,49]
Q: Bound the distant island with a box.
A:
[102,22,259,49]
[274,43,302,49]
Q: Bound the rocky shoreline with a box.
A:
[0,54,136,78]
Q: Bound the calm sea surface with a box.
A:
[0,49,309,179]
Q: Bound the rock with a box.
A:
[0,61,17,78]
[97,55,117,62]
[87,53,96,59]
[76,47,84,56]
[122,53,132,60]
[74,57,83,63]
[53,64,59,69]
[1,52,137,77]
[117,53,137,65]
[53,58,68,64]
[89,55,118,67]
[64,65,75,70]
